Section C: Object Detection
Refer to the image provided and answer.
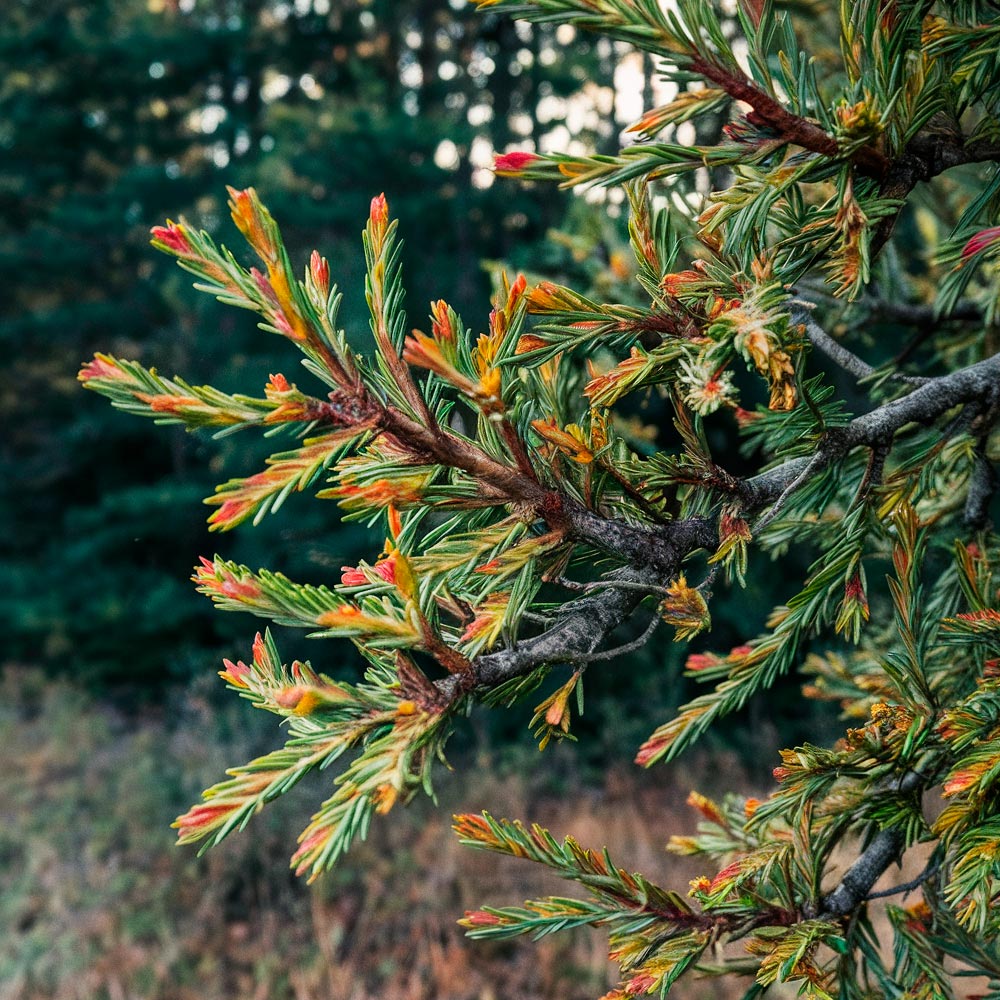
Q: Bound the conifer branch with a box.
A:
[83,2,1000,987]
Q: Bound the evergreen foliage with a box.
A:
[82,0,1000,996]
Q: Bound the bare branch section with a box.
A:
[821,828,906,918]
[791,302,928,387]
[819,773,923,918]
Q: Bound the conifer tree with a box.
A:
[83,1,1000,995]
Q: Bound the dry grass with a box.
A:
[0,668,942,1000]
[0,669,756,1000]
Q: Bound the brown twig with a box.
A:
[690,57,889,177]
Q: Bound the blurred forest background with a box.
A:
[1,1,827,997]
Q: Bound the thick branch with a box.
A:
[472,566,659,687]
[965,449,998,531]
[882,132,1000,204]
[562,507,713,576]
[820,772,923,919]
[820,828,905,918]
[434,566,652,700]
[843,351,1000,447]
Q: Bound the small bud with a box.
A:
[494,150,539,174]
[688,876,712,894]
[310,250,330,296]
[369,193,389,228]
[150,220,193,255]
[962,226,1000,260]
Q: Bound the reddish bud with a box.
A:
[956,609,1000,624]
[962,226,1000,260]
[625,973,657,995]
[494,151,539,174]
[78,354,128,383]
[386,505,403,539]
[174,804,232,838]
[310,250,330,295]
[226,187,273,259]
[943,770,977,796]
[219,658,252,688]
[685,652,716,672]
[515,334,549,355]
[430,300,454,341]
[291,828,330,875]
[222,577,261,599]
[370,193,389,228]
[252,632,267,664]
[150,220,193,255]
[340,566,367,586]
[686,790,724,825]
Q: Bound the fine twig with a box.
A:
[864,859,941,901]
[553,576,671,597]
[752,451,828,534]
[791,301,929,387]
[572,612,661,664]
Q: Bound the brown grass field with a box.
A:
[0,669,936,1000]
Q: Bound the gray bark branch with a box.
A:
[820,772,924,918]
[450,331,1000,705]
